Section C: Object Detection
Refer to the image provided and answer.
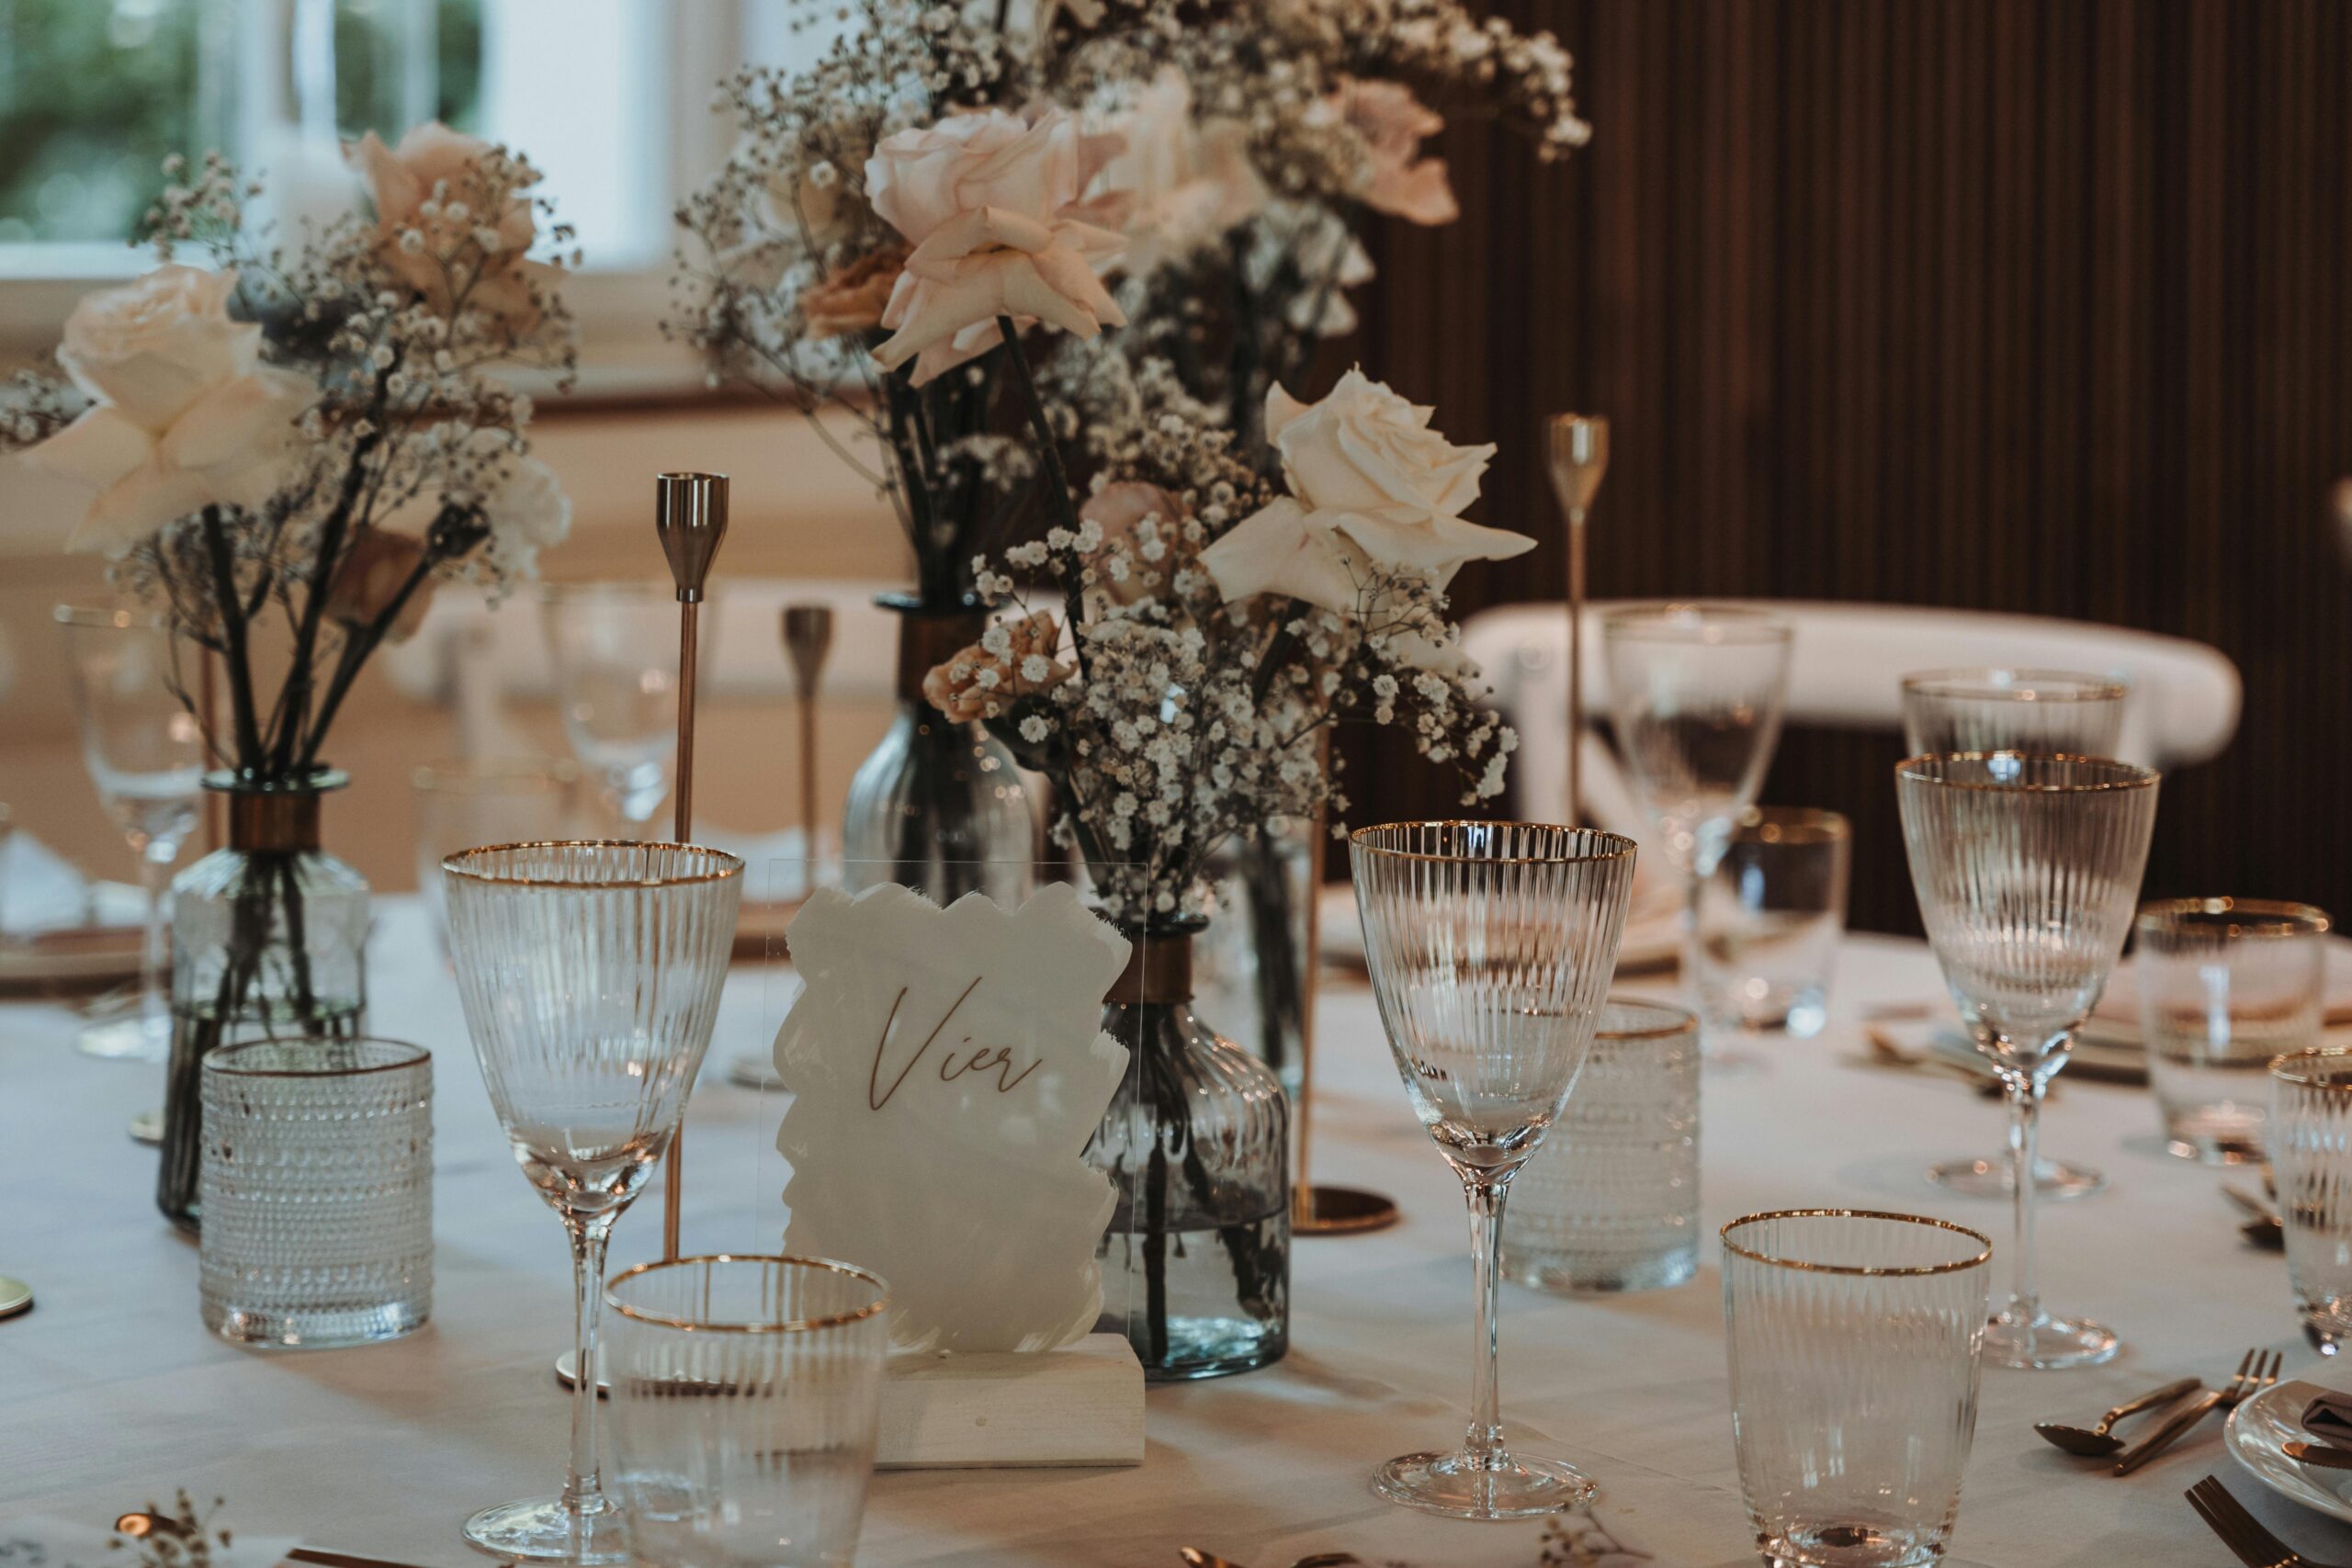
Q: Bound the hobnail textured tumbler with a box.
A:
[1500,998,1701,1293]
[605,1255,889,1568]
[1723,1210,1992,1568]
[198,1036,433,1349]
[2271,1049,2352,1354]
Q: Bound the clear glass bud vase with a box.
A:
[1193,818,1314,1100]
[841,594,1037,905]
[157,771,369,1232]
[1092,922,1291,1381]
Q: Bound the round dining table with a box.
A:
[3,897,2343,1568]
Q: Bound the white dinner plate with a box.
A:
[2227,1375,2352,1524]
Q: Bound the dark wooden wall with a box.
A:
[1340,0,2352,934]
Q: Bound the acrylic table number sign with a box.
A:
[774,877,1147,1468]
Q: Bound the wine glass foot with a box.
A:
[1984,1309,2118,1371]
[462,1495,628,1564]
[76,1011,169,1062]
[1372,1449,1597,1519]
[1927,1156,2105,1201]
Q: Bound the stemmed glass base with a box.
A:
[1985,1309,2118,1371]
[1373,1448,1598,1520]
[1928,1156,2106,1201]
[463,1494,628,1564]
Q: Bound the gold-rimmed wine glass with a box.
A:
[444,840,744,1563]
[1902,668,2129,1201]
[1895,753,2158,1371]
[1350,821,1637,1517]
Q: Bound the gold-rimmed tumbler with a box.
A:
[1350,822,1637,1519]
[1895,754,2158,1371]
[605,1256,889,1568]
[1723,1211,1993,1568]
[1901,670,2129,1202]
[445,841,745,1564]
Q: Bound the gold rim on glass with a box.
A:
[203,1036,431,1078]
[1348,819,1639,867]
[2269,1048,2352,1092]
[1719,1208,1994,1276]
[1733,805,1851,845]
[603,1254,889,1332]
[1600,603,1792,647]
[1597,997,1701,1041]
[1900,668,2129,704]
[442,840,746,887]
[1895,751,2160,793]
[2137,897,2331,942]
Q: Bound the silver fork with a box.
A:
[2187,1472,2350,1568]
[2113,1348,2283,1474]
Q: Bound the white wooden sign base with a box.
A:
[876,1332,1144,1469]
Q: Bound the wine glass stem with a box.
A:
[1463,1176,1510,1473]
[563,1216,614,1515]
[2002,1070,2043,1324]
[136,838,171,1027]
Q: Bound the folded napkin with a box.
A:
[1,829,148,937]
[2303,1392,2352,1449]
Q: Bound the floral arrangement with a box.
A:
[1,122,578,786]
[927,367,1531,924]
[671,0,1586,601]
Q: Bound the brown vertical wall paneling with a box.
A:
[1336,0,2352,935]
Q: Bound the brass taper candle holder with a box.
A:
[1546,415,1609,826]
[781,603,835,878]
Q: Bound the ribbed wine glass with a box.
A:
[1902,669,2128,1203]
[1601,605,1792,1054]
[1895,754,2158,1371]
[444,840,744,1563]
[1350,822,1637,1518]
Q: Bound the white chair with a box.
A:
[378,579,908,757]
[1462,599,2242,838]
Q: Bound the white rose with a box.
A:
[1093,70,1267,278]
[865,107,1128,386]
[1200,369,1533,615]
[24,265,314,555]
[481,454,571,580]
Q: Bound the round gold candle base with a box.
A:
[0,1277,33,1321]
[552,1349,610,1396]
[1296,1185,1400,1235]
[128,1109,162,1145]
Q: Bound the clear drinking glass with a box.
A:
[1601,605,1792,1055]
[198,1036,432,1348]
[1901,669,2129,1201]
[56,605,204,1061]
[542,584,705,830]
[1722,1210,1992,1568]
[444,840,746,1564]
[2271,1050,2352,1353]
[1697,807,1850,1039]
[1500,998,1701,1293]
[2137,898,2329,1165]
[605,1255,889,1568]
[1350,821,1637,1518]
[1896,753,2158,1371]
[411,756,581,948]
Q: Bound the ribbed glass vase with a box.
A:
[1091,921,1290,1382]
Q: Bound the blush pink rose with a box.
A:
[1331,78,1459,226]
[345,122,560,332]
[865,108,1128,386]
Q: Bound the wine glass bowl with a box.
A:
[443,840,745,1563]
[1895,752,2158,1371]
[541,584,698,829]
[1351,821,1637,1518]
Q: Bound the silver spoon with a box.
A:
[2033,1376,2203,1456]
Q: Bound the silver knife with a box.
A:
[2113,1384,2233,1474]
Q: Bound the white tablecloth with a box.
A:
[4,900,2344,1568]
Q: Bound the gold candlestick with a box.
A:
[1546,415,1609,826]
[654,471,729,1263]
[1291,733,1398,1235]
[781,604,835,881]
